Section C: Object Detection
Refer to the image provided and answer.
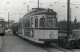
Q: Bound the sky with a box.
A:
[0,0,80,22]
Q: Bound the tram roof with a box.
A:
[24,8,57,17]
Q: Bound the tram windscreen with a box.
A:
[39,18,45,27]
[39,18,57,28]
[45,19,57,28]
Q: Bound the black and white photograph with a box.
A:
[0,0,80,52]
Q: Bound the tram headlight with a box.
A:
[50,34,54,38]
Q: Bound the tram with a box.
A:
[0,18,5,36]
[18,8,58,44]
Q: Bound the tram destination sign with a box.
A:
[46,15,55,18]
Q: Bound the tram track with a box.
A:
[36,44,55,52]
[12,35,74,52]
[18,35,74,52]
[19,36,72,52]
[51,43,72,52]
[34,43,64,52]
[20,39,64,52]
[34,43,73,52]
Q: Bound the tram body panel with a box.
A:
[23,29,44,43]
[34,30,58,39]
[34,30,44,39]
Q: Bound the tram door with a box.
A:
[33,17,39,39]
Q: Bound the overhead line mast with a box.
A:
[67,0,70,37]
[38,0,39,8]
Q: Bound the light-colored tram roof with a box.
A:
[24,8,57,18]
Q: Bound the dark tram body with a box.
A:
[0,18,5,36]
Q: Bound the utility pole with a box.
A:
[67,0,70,37]
[38,0,39,8]
[8,12,9,29]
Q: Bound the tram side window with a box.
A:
[39,18,45,28]
[24,19,27,27]
[23,20,25,28]
[35,18,38,27]
[18,23,22,29]
[0,23,3,27]
[25,19,30,28]
[31,17,33,27]
[54,20,57,27]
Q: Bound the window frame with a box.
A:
[35,18,38,28]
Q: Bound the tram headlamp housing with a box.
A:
[50,34,54,38]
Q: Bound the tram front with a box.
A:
[34,10,58,44]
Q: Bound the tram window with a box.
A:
[27,19,30,27]
[45,19,57,28]
[23,20,25,28]
[39,18,45,28]
[18,23,22,29]
[31,17,33,27]
[25,19,30,28]
[46,20,53,28]
[24,19,27,27]
[18,23,20,29]
[54,20,57,27]
[0,23,3,27]
[35,18,38,27]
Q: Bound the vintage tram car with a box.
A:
[0,18,5,36]
[18,8,58,44]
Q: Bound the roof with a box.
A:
[24,8,57,17]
